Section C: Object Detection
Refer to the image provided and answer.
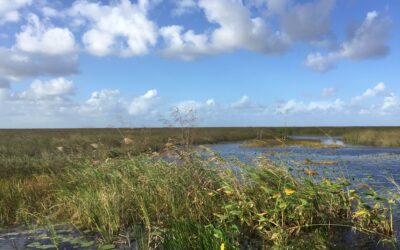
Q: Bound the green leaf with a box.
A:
[99,244,116,250]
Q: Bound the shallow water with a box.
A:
[210,136,400,249]
[0,225,99,250]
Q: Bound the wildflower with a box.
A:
[284,188,296,196]
[220,243,225,250]
[354,209,368,217]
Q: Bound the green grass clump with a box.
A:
[0,147,395,249]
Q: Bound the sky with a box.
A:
[0,0,399,128]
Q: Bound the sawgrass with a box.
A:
[343,129,400,147]
[0,146,395,249]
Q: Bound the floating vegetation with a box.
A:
[242,138,344,149]
[304,158,338,165]
[304,168,319,176]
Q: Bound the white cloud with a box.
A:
[128,89,158,116]
[0,47,79,81]
[352,82,386,103]
[15,14,76,55]
[231,95,251,109]
[206,98,216,106]
[0,12,78,85]
[358,92,399,115]
[161,0,338,60]
[160,0,289,59]
[0,0,31,25]
[176,98,216,112]
[382,93,399,111]
[41,7,58,18]
[306,11,390,72]
[321,87,336,97]
[277,99,344,114]
[70,0,158,57]
[80,89,122,114]
[0,77,77,123]
[20,78,75,100]
[159,25,209,60]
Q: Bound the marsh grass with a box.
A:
[0,145,396,249]
[0,128,281,177]
[1,126,399,248]
[343,129,400,147]
[1,126,398,177]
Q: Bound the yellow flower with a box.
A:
[354,209,368,217]
[283,188,296,196]
[220,243,225,250]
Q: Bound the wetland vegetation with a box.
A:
[1,127,400,249]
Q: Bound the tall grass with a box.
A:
[343,129,400,147]
[1,127,399,177]
[0,146,395,249]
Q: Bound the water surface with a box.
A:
[210,136,400,249]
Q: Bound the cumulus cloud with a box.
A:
[381,93,399,111]
[352,82,386,103]
[277,99,344,114]
[20,77,75,100]
[79,89,123,114]
[70,0,158,57]
[41,6,58,18]
[231,95,251,109]
[0,47,79,81]
[0,84,162,126]
[206,98,216,106]
[0,12,78,84]
[0,0,31,25]
[160,0,289,59]
[306,11,391,72]
[80,88,160,117]
[0,77,77,123]
[128,89,158,116]
[15,14,76,55]
[176,98,216,112]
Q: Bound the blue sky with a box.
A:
[0,0,399,128]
